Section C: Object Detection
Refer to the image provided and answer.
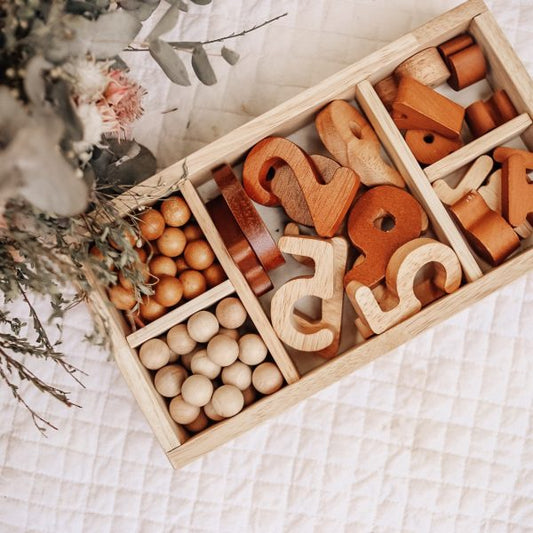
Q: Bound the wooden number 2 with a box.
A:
[346,238,462,335]
[242,137,359,238]
[271,235,348,356]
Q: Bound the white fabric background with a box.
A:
[1,1,533,532]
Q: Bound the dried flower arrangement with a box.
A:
[0,0,286,432]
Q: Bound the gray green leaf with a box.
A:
[191,45,217,85]
[149,39,191,86]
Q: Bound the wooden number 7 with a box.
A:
[271,235,348,357]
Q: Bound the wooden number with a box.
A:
[344,185,427,288]
[315,100,405,187]
[346,238,462,335]
[271,235,348,355]
[242,137,359,237]
[433,155,493,205]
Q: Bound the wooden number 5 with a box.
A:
[271,235,348,356]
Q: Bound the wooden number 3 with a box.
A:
[271,235,348,358]
[346,238,462,335]
[242,137,359,238]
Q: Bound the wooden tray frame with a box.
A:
[87,0,533,469]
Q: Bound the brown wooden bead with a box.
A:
[175,256,189,273]
[160,196,191,227]
[203,263,226,288]
[183,223,203,241]
[404,129,463,165]
[139,296,167,322]
[374,75,398,110]
[139,209,165,241]
[153,275,183,307]
[157,227,187,258]
[108,284,136,311]
[149,255,178,278]
[179,270,207,300]
[183,240,215,270]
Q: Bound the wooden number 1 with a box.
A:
[271,235,348,357]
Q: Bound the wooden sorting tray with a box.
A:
[86,0,533,468]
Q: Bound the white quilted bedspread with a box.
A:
[2,1,533,532]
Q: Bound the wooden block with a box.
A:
[446,44,487,90]
[501,154,533,227]
[346,238,462,335]
[394,47,451,87]
[392,77,465,139]
[270,154,343,227]
[271,235,348,355]
[207,196,273,296]
[405,129,463,165]
[438,33,474,59]
[449,190,520,265]
[242,137,359,237]
[374,75,398,110]
[433,154,493,205]
[466,90,518,138]
[212,164,285,272]
[344,185,427,288]
[315,100,405,188]
[493,146,533,167]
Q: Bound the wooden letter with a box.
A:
[501,154,533,228]
[242,137,359,237]
[315,100,405,187]
[344,186,427,288]
[271,235,348,355]
[346,238,462,335]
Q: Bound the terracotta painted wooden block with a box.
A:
[316,100,405,187]
[242,137,359,237]
[346,238,462,335]
[466,90,518,138]
[449,190,520,265]
[344,185,427,288]
[271,235,348,355]
[433,155,493,205]
[501,153,533,227]
[405,129,463,165]
[392,77,465,139]
[213,164,285,272]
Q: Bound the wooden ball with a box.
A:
[180,350,195,371]
[168,348,180,363]
[175,256,189,274]
[139,338,170,370]
[184,240,215,270]
[221,361,252,390]
[181,374,213,407]
[204,401,224,421]
[157,227,186,258]
[190,349,221,380]
[207,334,239,367]
[154,364,187,397]
[108,284,136,311]
[242,385,257,407]
[183,223,203,241]
[203,264,226,288]
[149,255,178,278]
[252,362,283,395]
[238,333,268,365]
[135,247,148,263]
[169,395,200,425]
[154,276,183,307]
[179,270,207,300]
[139,209,165,241]
[185,410,209,433]
[219,327,240,340]
[118,263,150,291]
[216,297,247,329]
[109,227,137,250]
[187,311,219,343]
[161,196,191,227]
[139,296,167,322]
[211,385,244,418]
[167,323,197,355]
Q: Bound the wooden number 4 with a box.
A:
[271,235,348,358]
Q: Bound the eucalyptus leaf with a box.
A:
[23,56,52,106]
[190,0,212,4]
[191,45,217,85]
[149,39,191,86]
[65,0,101,18]
[221,46,240,65]
[120,0,160,21]
[147,3,180,41]
[178,1,189,12]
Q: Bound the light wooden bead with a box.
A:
[187,310,219,343]
[160,196,191,227]
[169,395,200,425]
[154,364,188,397]
[179,270,207,300]
[168,348,180,363]
[221,361,252,390]
[190,349,221,380]
[139,338,170,370]
[166,324,197,355]
[212,385,244,418]
[242,385,257,407]
[204,401,224,421]
[215,297,247,329]
[238,333,268,365]
[185,410,209,433]
[181,374,213,407]
[180,350,195,371]
[184,240,215,270]
[252,362,284,395]
[219,327,240,340]
[207,334,239,367]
